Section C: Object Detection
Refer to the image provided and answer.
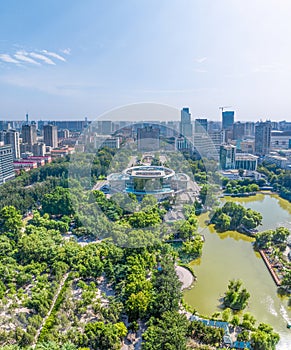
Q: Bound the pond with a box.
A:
[183,193,291,350]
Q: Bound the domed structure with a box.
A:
[108,165,188,199]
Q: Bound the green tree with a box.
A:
[41,187,74,216]
[0,206,23,240]
[182,236,203,259]
[142,311,188,350]
[223,279,250,311]
[221,308,232,322]
[126,291,151,321]
[251,323,279,350]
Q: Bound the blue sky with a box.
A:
[1,0,291,121]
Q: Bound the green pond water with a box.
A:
[183,193,291,350]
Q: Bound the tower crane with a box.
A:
[219,106,232,113]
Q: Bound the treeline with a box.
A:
[259,163,291,201]
[0,147,128,215]
[223,180,259,195]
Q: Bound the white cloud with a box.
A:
[0,47,69,69]
[14,51,40,65]
[42,50,66,62]
[60,48,71,55]
[0,54,19,64]
[195,57,207,64]
[29,52,55,65]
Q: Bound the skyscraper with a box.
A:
[222,111,234,130]
[180,107,192,137]
[4,129,20,159]
[43,124,58,148]
[232,122,245,141]
[245,122,255,137]
[22,124,37,145]
[255,122,271,156]
[195,119,208,133]
[0,145,15,184]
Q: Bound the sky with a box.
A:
[1,0,291,121]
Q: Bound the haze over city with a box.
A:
[2,2,291,349]
[1,0,291,120]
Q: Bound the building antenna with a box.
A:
[25,112,29,124]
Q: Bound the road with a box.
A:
[92,180,108,190]
[188,179,200,193]
[127,155,137,168]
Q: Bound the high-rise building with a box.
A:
[43,124,58,148]
[222,111,234,130]
[0,145,15,184]
[255,122,271,156]
[232,122,245,141]
[22,124,37,145]
[101,121,112,135]
[4,130,20,159]
[245,122,255,137]
[220,144,236,170]
[32,143,46,157]
[193,134,219,160]
[0,131,5,142]
[137,126,160,151]
[195,119,208,133]
[58,129,70,139]
[180,107,193,137]
[209,130,225,150]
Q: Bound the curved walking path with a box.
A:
[32,272,69,347]
[175,265,194,289]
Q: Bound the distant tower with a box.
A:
[180,107,193,137]
[43,124,58,148]
[222,111,234,130]
[255,122,271,156]
[26,113,29,124]
[232,122,245,141]
[22,124,37,146]
[101,121,112,135]
[195,119,208,134]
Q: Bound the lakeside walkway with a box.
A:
[259,250,282,286]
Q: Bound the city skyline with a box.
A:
[1,1,291,120]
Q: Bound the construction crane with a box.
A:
[219,106,232,113]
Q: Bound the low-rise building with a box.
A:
[220,169,240,180]
[235,153,258,171]
[264,154,289,169]
[13,160,38,170]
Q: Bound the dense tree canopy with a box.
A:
[211,202,262,233]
